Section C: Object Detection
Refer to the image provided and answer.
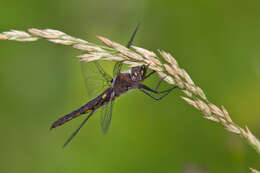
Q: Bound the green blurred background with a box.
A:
[0,0,260,172]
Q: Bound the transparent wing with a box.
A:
[100,91,114,134]
[113,61,123,77]
[81,61,112,99]
[63,110,95,148]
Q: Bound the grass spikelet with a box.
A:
[250,168,260,173]
[1,28,259,171]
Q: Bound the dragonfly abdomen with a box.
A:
[50,105,92,129]
[50,88,113,129]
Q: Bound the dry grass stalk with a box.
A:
[1,28,260,159]
[250,168,260,173]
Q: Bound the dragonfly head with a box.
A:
[130,65,147,82]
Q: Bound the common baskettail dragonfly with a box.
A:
[50,25,178,147]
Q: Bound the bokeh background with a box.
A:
[0,0,260,172]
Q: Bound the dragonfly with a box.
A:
[50,25,178,147]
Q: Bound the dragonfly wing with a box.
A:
[63,110,95,148]
[100,91,115,134]
[94,61,113,84]
[113,61,123,77]
[81,61,112,99]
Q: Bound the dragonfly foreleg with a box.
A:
[138,84,178,100]
[144,75,173,92]
[139,87,176,100]
[143,70,156,80]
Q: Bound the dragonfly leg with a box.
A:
[143,71,168,91]
[145,73,175,92]
[63,110,95,148]
[138,84,178,100]
[146,72,172,91]
[139,87,177,100]
[154,77,165,91]
[143,70,156,80]
[139,88,161,100]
